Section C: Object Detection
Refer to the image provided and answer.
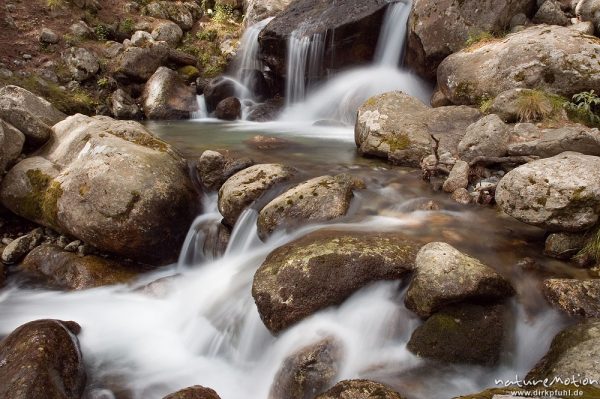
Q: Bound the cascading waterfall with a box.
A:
[236,17,274,92]
[374,0,412,66]
[285,31,326,106]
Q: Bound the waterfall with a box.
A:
[236,17,274,91]
[285,31,326,106]
[191,95,209,120]
[374,0,412,66]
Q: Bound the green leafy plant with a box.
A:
[196,29,218,41]
[97,77,109,88]
[565,90,600,126]
[120,18,135,35]
[213,4,235,23]
[94,24,111,41]
[47,0,67,10]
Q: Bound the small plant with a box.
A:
[479,96,493,114]
[576,227,600,264]
[94,24,111,41]
[565,90,600,126]
[516,90,555,122]
[97,77,109,88]
[120,18,135,35]
[213,4,235,23]
[197,29,218,41]
[465,31,496,47]
[47,0,66,10]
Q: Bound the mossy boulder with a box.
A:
[142,67,198,120]
[407,303,510,366]
[257,174,364,240]
[162,385,221,399]
[404,242,514,318]
[0,319,86,399]
[269,337,342,399]
[355,91,480,167]
[19,244,147,290]
[496,152,600,232]
[218,163,294,227]
[315,379,405,399]
[252,229,420,333]
[0,114,200,265]
[437,25,600,106]
[543,279,600,318]
[526,319,600,383]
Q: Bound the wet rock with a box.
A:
[63,47,100,82]
[488,88,555,123]
[527,319,600,382]
[406,0,536,79]
[152,20,184,47]
[543,279,600,318]
[259,0,389,80]
[39,28,59,44]
[214,97,242,121]
[162,385,222,399]
[437,25,600,106]
[246,98,284,122]
[451,187,472,205]
[495,152,600,232]
[577,0,600,33]
[442,160,469,193]
[253,229,419,333]
[355,91,481,167]
[112,42,170,82]
[197,150,254,191]
[507,125,600,158]
[143,1,200,31]
[315,379,405,399]
[240,69,270,101]
[457,115,511,162]
[110,89,143,120]
[218,163,294,227]
[0,115,199,265]
[0,319,86,399]
[245,134,292,150]
[1,228,43,264]
[257,174,363,239]
[532,0,570,25]
[544,232,587,259]
[0,119,25,173]
[405,242,514,318]
[204,77,237,113]
[407,303,509,366]
[19,244,145,290]
[269,337,342,399]
[0,85,66,148]
[142,67,198,120]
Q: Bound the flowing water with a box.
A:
[0,2,589,399]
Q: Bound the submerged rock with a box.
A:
[437,25,600,105]
[355,91,480,167]
[19,244,145,290]
[0,115,199,265]
[495,152,600,232]
[269,337,342,399]
[257,174,363,239]
[543,279,600,318]
[527,319,600,382]
[197,150,254,191]
[218,163,294,227]
[406,0,535,79]
[405,242,514,318]
[315,379,405,399]
[0,319,86,399]
[407,303,509,366]
[253,229,419,333]
[162,385,221,399]
[0,85,66,148]
[142,66,198,120]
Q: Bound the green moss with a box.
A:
[20,169,63,227]
[479,97,493,114]
[386,133,411,152]
[464,31,495,47]
[177,65,200,81]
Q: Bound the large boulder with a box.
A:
[437,25,600,106]
[112,42,170,82]
[407,303,509,366]
[495,152,600,232]
[142,67,198,120]
[214,97,242,121]
[543,279,600,318]
[355,91,481,167]
[406,0,535,79]
[577,0,600,33]
[526,319,600,383]
[19,244,145,290]
[252,229,419,333]
[0,115,199,265]
[404,242,514,318]
[269,337,342,399]
[143,1,201,30]
[0,85,66,148]
[457,115,511,162]
[259,0,390,79]
[63,47,100,82]
[257,174,362,239]
[244,0,293,25]
[0,319,86,399]
[0,119,25,174]
[162,385,221,399]
[315,380,405,399]
[507,124,600,158]
[218,163,294,227]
